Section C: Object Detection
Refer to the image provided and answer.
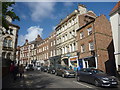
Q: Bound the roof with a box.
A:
[109,1,120,16]
[6,20,20,29]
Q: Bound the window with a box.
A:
[47,46,48,50]
[89,42,94,51]
[51,42,52,46]
[65,34,67,40]
[81,44,85,53]
[73,43,76,51]
[72,30,75,36]
[54,40,55,45]
[69,32,72,39]
[53,50,55,56]
[80,32,84,39]
[69,44,72,52]
[51,51,53,57]
[63,36,65,42]
[3,39,7,47]
[3,37,12,48]
[10,29,13,35]
[8,40,12,47]
[87,27,92,35]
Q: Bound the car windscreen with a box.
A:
[63,67,70,70]
[91,69,104,74]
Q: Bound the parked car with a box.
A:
[25,64,34,71]
[76,68,118,87]
[47,65,56,74]
[34,66,41,71]
[41,66,48,72]
[55,65,75,78]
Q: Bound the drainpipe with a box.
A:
[93,20,98,69]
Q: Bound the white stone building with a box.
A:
[55,4,89,67]
[0,16,20,75]
[110,1,120,72]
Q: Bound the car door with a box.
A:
[84,70,93,83]
[78,69,86,81]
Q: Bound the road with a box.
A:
[2,70,120,89]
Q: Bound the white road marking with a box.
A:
[73,81,93,88]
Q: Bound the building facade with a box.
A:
[110,1,120,73]
[16,46,20,64]
[36,37,49,66]
[20,35,42,66]
[55,4,93,68]
[0,16,20,76]
[77,13,115,74]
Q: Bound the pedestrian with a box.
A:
[69,65,72,70]
[19,64,24,78]
[13,63,19,81]
[10,63,15,79]
[74,65,77,72]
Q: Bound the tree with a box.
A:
[2,2,20,30]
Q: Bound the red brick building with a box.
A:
[77,12,114,73]
[36,37,49,66]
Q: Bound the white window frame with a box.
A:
[89,42,94,51]
[87,27,92,35]
[81,44,85,53]
[80,31,84,39]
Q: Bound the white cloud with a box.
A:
[64,2,74,6]
[18,26,43,45]
[27,2,56,21]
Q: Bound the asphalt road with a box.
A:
[2,70,120,90]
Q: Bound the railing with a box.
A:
[2,46,13,51]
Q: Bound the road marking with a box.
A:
[73,81,93,88]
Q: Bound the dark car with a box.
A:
[76,68,118,87]
[41,66,48,72]
[25,64,34,71]
[47,65,56,74]
[55,65,75,78]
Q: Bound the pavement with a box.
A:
[2,71,120,90]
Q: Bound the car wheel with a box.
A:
[62,74,65,78]
[76,76,80,82]
[94,79,100,87]
[50,71,53,74]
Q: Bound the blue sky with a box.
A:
[12,2,117,46]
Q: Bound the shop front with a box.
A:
[69,56,78,69]
[82,56,96,68]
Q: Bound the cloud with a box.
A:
[26,2,56,21]
[64,2,74,6]
[18,26,43,45]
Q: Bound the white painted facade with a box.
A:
[56,5,88,67]
[110,10,120,71]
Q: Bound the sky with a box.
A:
[11,2,117,46]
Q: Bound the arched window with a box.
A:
[2,52,6,59]
[3,36,13,48]
[3,39,7,47]
[7,53,11,59]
